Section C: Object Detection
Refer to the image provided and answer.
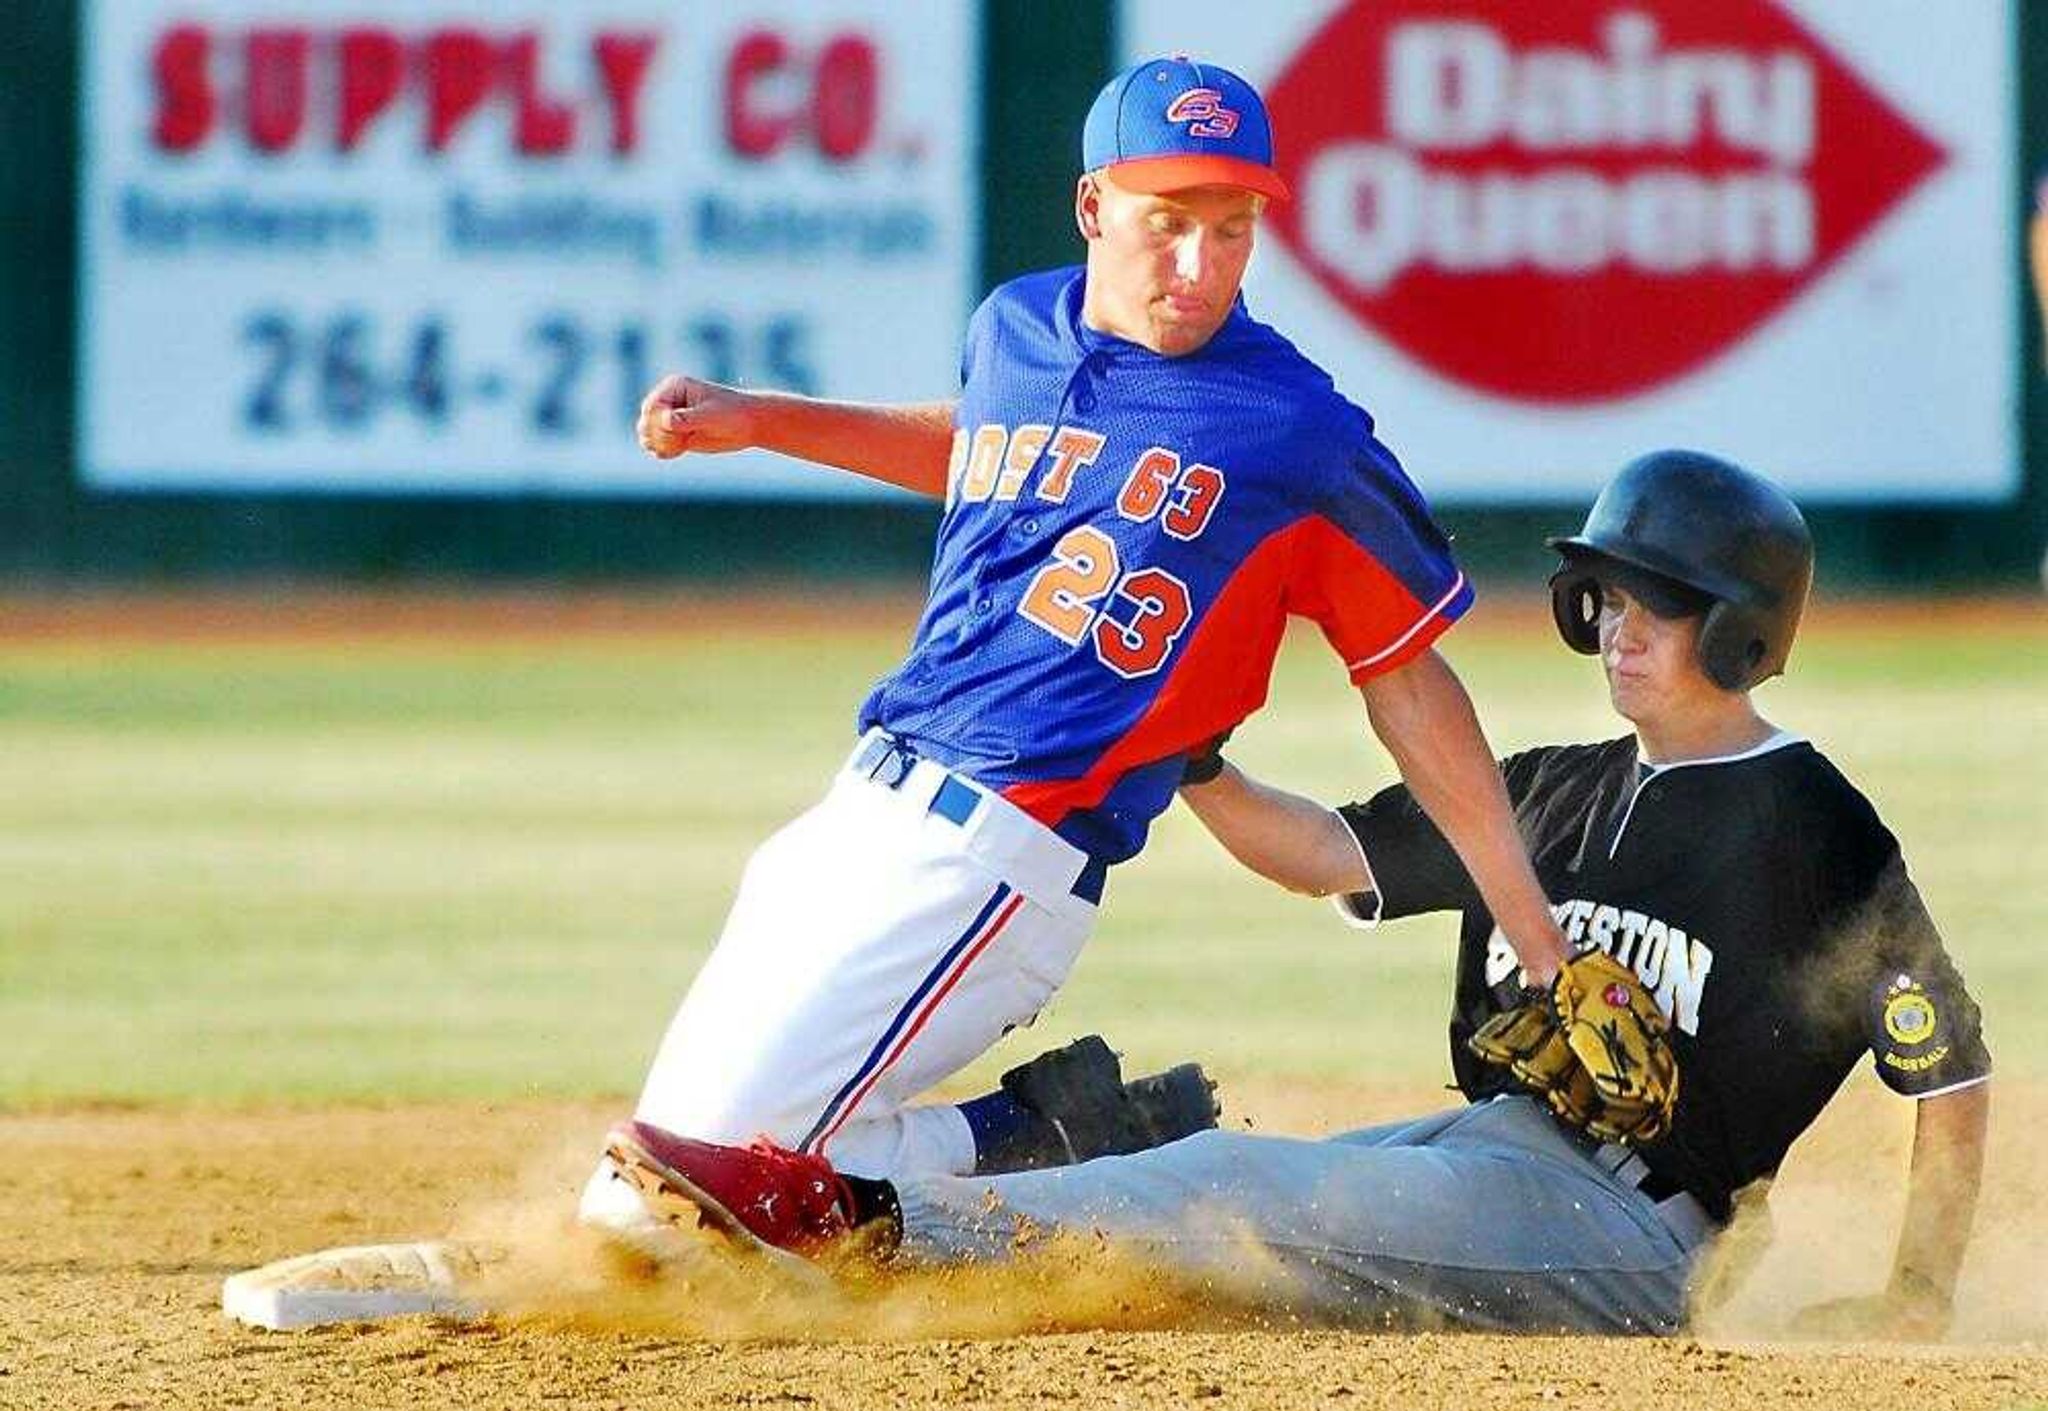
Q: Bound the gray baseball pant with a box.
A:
[892,1094,1717,1334]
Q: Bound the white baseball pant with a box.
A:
[581,729,1105,1231]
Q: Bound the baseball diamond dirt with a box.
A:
[3,1084,2046,1410]
[2,593,2042,1410]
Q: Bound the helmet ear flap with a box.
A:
[1549,568,1602,655]
[1696,601,1768,691]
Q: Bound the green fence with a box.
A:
[2,2,2042,587]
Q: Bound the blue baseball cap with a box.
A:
[1082,56,1289,202]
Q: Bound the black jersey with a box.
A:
[1337,734,1991,1222]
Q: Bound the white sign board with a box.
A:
[80,0,978,497]
[1121,0,2019,502]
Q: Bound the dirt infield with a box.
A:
[5,1085,2043,1411]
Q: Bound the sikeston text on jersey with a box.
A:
[1485,898,1715,1035]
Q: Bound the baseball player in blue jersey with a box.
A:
[583,58,1578,1244]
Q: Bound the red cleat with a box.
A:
[601,1120,855,1265]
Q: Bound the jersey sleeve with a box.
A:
[1283,408,1474,685]
[1332,749,1547,924]
[1855,854,1993,1097]
[958,287,998,390]
[1806,785,1993,1097]
[1335,781,1470,922]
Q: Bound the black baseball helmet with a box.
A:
[1547,450,1814,691]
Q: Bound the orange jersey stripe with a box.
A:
[1000,515,1455,828]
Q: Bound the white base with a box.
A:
[222,1241,498,1331]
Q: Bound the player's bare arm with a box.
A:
[637,374,957,497]
[1360,649,1569,982]
[1178,762,1368,898]
[1891,1082,1991,1327]
[1793,1081,1990,1338]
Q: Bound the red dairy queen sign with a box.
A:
[1263,0,1945,403]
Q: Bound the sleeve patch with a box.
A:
[1882,985,1939,1048]
[1871,974,1957,1081]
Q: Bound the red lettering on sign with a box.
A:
[144,24,664,157]
[813,34,878,162]
[152,25,213,152]
[244,29,311,153]
[595,33,660,155]
[421,29,494,153]
[337,28,404,152]
[724,29,880,161]
[726,30,798,158]
[506,31,576,156]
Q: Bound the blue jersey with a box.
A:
[860,267,1471,864]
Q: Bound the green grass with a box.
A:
[1,608,2041,1106]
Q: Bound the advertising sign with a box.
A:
[1122,0,2018,501]
[80,0,978,496]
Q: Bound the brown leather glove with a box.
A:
[1468,950,1681,1145]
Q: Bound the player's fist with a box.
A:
[636,375,757,459]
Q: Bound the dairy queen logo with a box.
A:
[1263,1,1946,402]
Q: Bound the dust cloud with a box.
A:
[449,1080,2043,1347]
[443,1125,1285,1343]
[1692,1075,2044,1346]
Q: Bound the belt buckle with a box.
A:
[851,734,890,778]
[866,738,916,789]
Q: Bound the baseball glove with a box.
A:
[1468,950,1680,1145]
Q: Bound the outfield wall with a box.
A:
[2,1,2044,586]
